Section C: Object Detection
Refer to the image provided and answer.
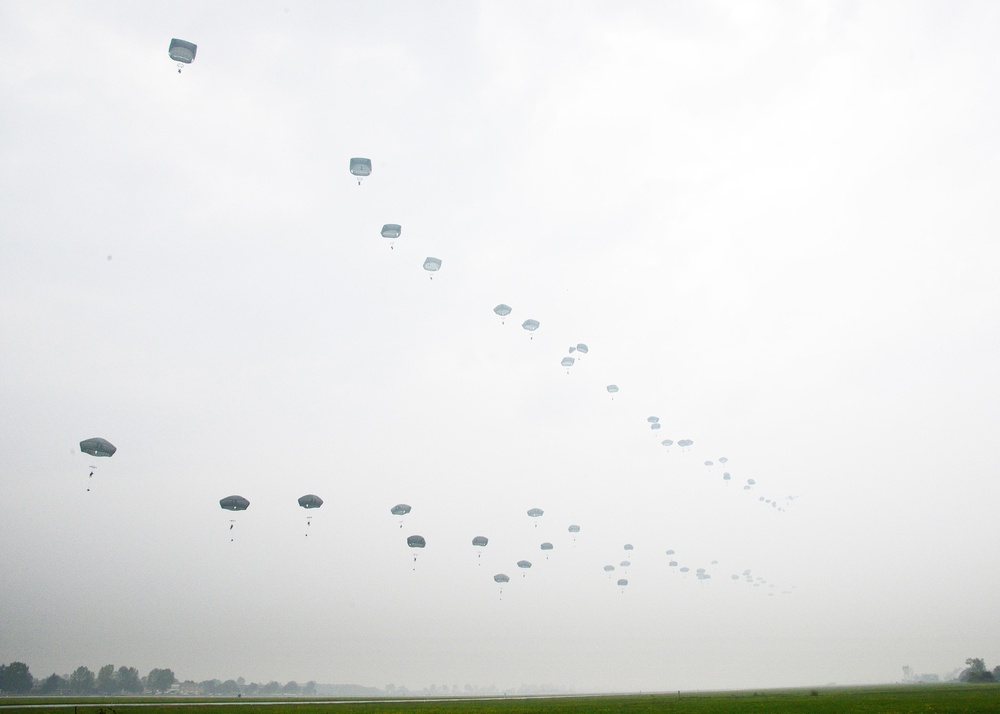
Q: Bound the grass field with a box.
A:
[2,685,999,714]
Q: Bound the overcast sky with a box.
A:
[2,0,999,694]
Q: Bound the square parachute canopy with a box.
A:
[350,157,372,177]
[168,38,197,63]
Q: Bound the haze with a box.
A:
[2,0,999,694]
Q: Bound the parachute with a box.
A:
[220,495,249,511]
[704,461,714,467]
[568,524,580,544]
[723,472,732,481]
[606,384,619,398]
[390,503,411,528]
[219,495,249,542]
[349,157,372,184]
[617,578,629,588]
[650,422,661,431]
[517,560,532,576]
[620,560,631,568]
[80,438,116,457]
[575,343,589,355]
[603,564,615,572]
[493,304,511,324]
[661,439,674,448]
[423,257,442,279]
[406,535,426,567]
[646,416,659,424]
[472,535,488,563]
[527,508,544,518]
[494,573,510,598]
[561,356,575,373]
[380,224,401,249]
[540,542,553,558]
[521,319,540,339]
[719,457,729,464]
[168,38,197,73]
[624,544,633,551]
[79,438,116,491]
[297,494,322,536]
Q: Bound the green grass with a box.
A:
[2,685,999,714]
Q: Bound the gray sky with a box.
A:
[2,0,999,694]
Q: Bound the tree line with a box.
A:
[6,657,996,697]
[0,663,179,695]
[0,662,325,697]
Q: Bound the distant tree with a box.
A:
[994,666,1000,681]
[39,674,68,694]
[260,681,282,695]
[0,662,34,694]
[199,679,221,695]
[282,681,300,695]
[219,680,239,696]
[96,664,119,694]
[302,681,316,696]
[70,666,96,694]
[147,668,176,693]
[243,682,259,696]
[115,667,143,694]
[960,658,996,683]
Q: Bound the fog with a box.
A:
[1,0,999,693]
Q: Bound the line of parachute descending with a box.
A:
[96,38,801,605]
[156,36,797,509]
[397,507,795,599]
[205,495,797,597]
[78,463,791,595]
